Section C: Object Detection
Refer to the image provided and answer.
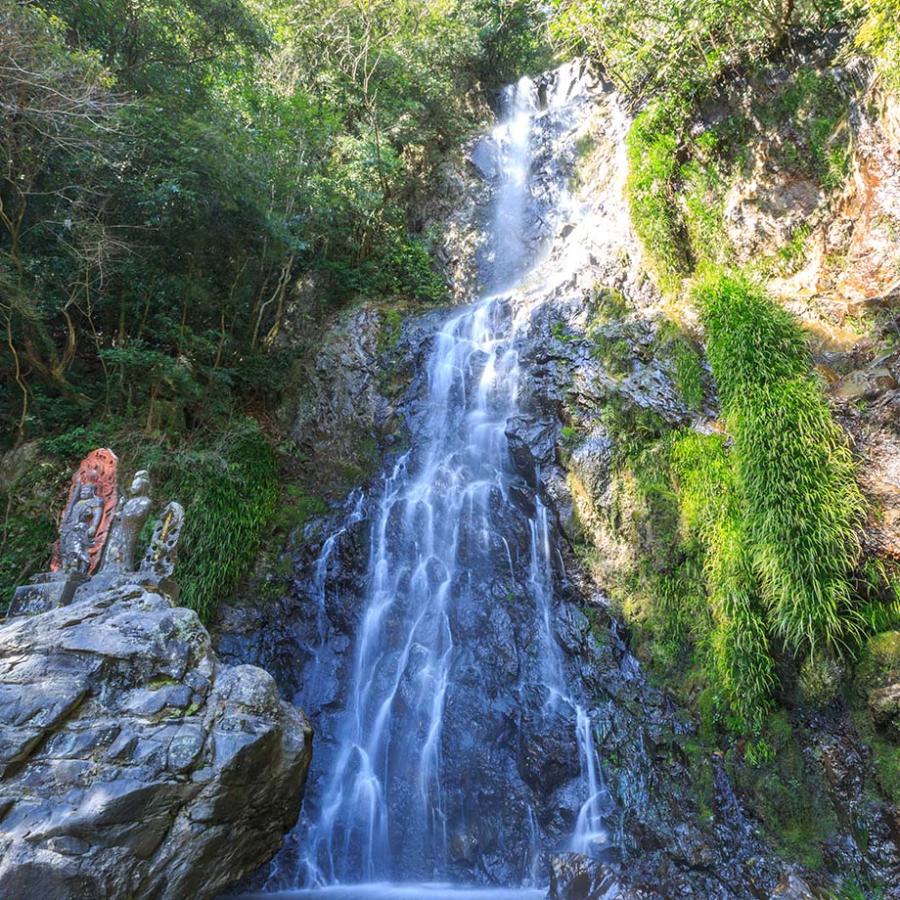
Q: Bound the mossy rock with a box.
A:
[797,652,846,707]
[856,631,900,744]
[856,631,900,696]
[728,710,838,870]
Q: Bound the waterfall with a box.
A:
[274,64,613,896]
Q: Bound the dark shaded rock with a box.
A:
[0,580,312,900]
[9,573,87,617]
[549,852,619,899]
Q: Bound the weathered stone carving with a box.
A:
[140,501,185,589]
[8,450,183,617]
[100,470,152,574]
[57,480,103,574]
[50,447,118,576]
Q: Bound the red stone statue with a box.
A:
[50,449,119,576]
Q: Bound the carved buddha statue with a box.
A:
[100,470,153,574]
[58,481,104,574]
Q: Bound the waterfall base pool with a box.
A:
[237,885,546,900]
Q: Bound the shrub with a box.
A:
[692,268,808,406]
[671,431,774,730]
[156,419,278,621]
[854,0,900,93]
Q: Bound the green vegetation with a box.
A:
[854,0,900,93]
[728,710,839,868]
[581,270,871,734]
[0,0,551,447]
[155,421,279,621]
[549,0,835,101]
[850,630,900,804]
[0,0,551,615]
[654,322,704,410]
[695,268,864,654]
[0,459,64,608]
[625,102,690,288]
[550,0,900,876]
[549,0,858,290]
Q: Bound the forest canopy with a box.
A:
[0,0,549,445]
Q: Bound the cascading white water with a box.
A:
[281,63,613,895]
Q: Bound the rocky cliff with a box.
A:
[216,52,900,897]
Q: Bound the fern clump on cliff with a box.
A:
[670,431,775,732]
[157,420,279,622]
[694,268,865,655]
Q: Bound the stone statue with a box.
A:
[140,502,185,599]
[51,448,118,576]
[7,451,185,618]
[100,470,153,574]
[10,448,118,616]
[58,480,104,574]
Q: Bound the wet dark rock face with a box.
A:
[213,65,793,897]
[0,581,311,900]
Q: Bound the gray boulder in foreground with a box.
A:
[0,580,312,899]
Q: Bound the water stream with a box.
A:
[257,63,614,898]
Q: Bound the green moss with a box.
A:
[599,395,669,465]
[850,703,900,806]
[551,320,575,343]
[591,336,632,379]
[378,306,405,354]
[769,224,813,277]
[680,737,717,825]
[570,131,599,191]
[271,484,328,536]
[856,630,900,694]
[797,651,846,706]
[728,710,839,869]
[588,285,629,325]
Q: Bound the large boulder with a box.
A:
[0,580,312,899]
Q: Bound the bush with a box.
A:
[671,431,774,731]
[155,420,279,621]
[692,268,808,405]
[854,0,900,93]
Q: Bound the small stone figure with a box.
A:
[101,470,153,574]
[58,480,104,574]
[140,501,185,597]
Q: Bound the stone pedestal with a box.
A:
[7,572,88,618]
